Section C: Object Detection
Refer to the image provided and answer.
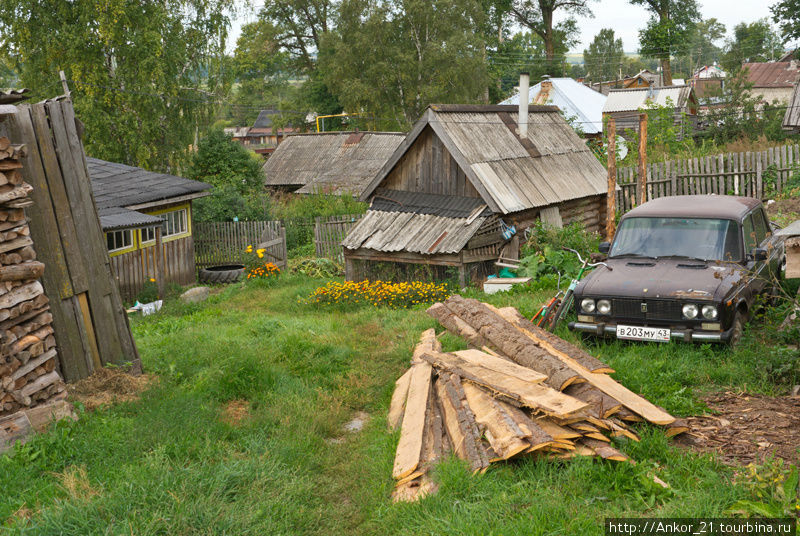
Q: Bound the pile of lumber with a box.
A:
[0,136,65,418]
[388,295,687,502]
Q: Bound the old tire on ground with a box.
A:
[198,264,245,284]
[728,310,745,347]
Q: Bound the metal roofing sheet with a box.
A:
[342,209,490,254]
[743,62,800,88]
[263,132,405,195]
[98,206,163,231]
[500,78,606,134]
[87,157,211,210]
[0,88,30,105]
[603,86,692,113]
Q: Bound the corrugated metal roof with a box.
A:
[342,206,493,254]
[743,62,800,88]
[98,206,163,231]
[428,107,607,213]
[87,157,212,210]
[371,188,489,218]
[0,88,29,105]
[499,78,606,134]
[262,131,405,195]
[603,86,694,113]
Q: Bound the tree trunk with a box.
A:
[661,57,673,86]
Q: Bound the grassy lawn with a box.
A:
[1,276,798,534]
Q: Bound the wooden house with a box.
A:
[87,158,211,301]
[262,131,405,196]
[742,61,800,105]
[343,100,608,285]
[603,85,698,139]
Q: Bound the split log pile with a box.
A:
[0,137,66,419]
[388,295,688,502]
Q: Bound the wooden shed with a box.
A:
[603,85,697,139]
[342,104,608,285]
[261,131,405,196]
[87,158,211,301]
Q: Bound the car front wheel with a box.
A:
[728,311,745,347]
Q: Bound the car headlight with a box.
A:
[701,304,718,320]
[682,304,699,319]
[597,299,612,315]
[581,298,596,313]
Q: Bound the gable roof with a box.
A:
[87,157,212,231]
[743,62,800,88]
[499,78,607,134]
[252,109,279,129]
[361,104,608,215]
[262,131,405,195]
[603,86,695,113]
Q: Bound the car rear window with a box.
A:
[610,217,742,262]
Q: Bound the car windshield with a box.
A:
[610,217,742,262]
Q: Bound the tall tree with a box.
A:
[721,19,783,72]
[488,31,555,102]
[771,0,800,43]
[507,0,592,66]
[258,0,336,73]
[0,0,232,172]
[631,0,700,86]
[323,0,488,128]
[583,28,624,82]
[671,18,725,78]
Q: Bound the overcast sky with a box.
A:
[227,0,789,55]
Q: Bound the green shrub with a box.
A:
[518,221,600,282]
[136,280,160,304]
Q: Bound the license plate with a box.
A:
[616,324,670,342]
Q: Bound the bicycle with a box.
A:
[546,248,611,332]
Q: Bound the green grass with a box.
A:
[1,276,797,534]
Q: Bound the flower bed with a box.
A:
[303,280,450,308]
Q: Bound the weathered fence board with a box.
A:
[616,143,800,211]
[194,221,287,271]
[314,214,362,262]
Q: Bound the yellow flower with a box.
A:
[257,252,264,258]
[149,278,156,282]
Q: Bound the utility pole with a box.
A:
[606,117,617,240]
[58,70,71,98]
[637,112,648,206]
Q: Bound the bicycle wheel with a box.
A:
[548,291,574,331]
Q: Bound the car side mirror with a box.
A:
[598,242,610,254]
[752,248,767,261]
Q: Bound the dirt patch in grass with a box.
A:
[766,198,800,225]
[67,367,153,411]
[53,465,99,501]
[678,391,800,465]
[221,400,250,426]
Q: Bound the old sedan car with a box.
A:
[568,195,784,345]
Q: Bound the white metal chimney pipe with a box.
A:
[518,72,530,138]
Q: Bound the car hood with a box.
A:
[578,258,746,302]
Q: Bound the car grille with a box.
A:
[611,298,683,322]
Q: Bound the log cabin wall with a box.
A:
[381,126,481,198]
[507,194,607,236]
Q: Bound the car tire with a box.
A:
[728,310,745,347]
[198,264,245,284]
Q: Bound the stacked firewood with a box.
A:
[0,137,65,416]
[389,296,687,502]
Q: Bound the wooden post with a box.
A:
[58,71,70,98]
[637,112,647,206]
[606,117,617,241]
[155,226,165,299]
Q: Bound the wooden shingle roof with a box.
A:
[262,131,405,195]
[361,104,608,214]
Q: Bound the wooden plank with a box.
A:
[75,292,102,371]
[461,382,530,460]
[452,349,548,384]
[388,368,413,431]
[392,361,433,480]
[421,351,587,418]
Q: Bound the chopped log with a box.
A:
[392,361,433,480]
[0,411,32,454]
[0,183,32,205]
[453,349,548,384]
[665,419,689,437]
[462,382,530,460]
[534,417,581,440]
[0,282,43,311]
[421,350,587,418]
[436,373,489,473]
[431,297,582,390]
[388,368,412,431]
[0,261,44,282]
[20,370,61,399]
[411,328,441,364]
[580,438,630,462]
[495,306,614,373]
[0,235,33,255]
[11,349,56,381]
[563,382,622,419]
[427,302,490,349]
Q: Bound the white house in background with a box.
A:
[500,77,607,139]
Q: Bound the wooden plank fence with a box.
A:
[194,221,287,271]
[314,214,363,262]
[615,143,800,212]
